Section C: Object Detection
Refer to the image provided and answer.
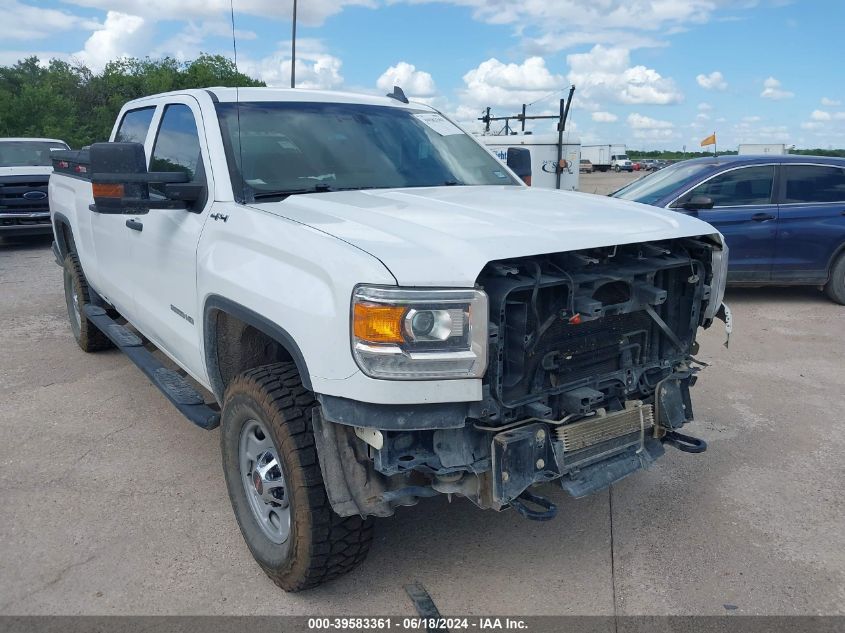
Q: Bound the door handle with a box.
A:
[125,219,143,232]
[751,213,775,222]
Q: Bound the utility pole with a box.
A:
[290,0,297,88]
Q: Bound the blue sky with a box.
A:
[4,0,845,149]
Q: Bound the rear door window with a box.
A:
[149,104,205,197]
[114,107,156,144]
[783,165,845,203]
[680,165,775,207]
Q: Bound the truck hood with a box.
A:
[0,166,53,178]
[254,185,719,286]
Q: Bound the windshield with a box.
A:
[612,161,714,205]
[215,102,518,200]
[0,141,68,167]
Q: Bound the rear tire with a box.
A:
[63,253,112,352]
[824,251,845,304]
[220,362,373,591]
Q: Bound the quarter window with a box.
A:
[678,166,774,207]
[114,107,156,144]
[149,104,204,197]
[783,165,845,203]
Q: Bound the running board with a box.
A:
[83,305,220,430]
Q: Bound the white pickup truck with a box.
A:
[1,137,69,236]
[49,87,729,591]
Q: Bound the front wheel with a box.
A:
[824,251,845,304]
[614,165,620,172]
[220,362,373,591]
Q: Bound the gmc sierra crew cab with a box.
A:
[49,87,730,591]
[1,137,69,236]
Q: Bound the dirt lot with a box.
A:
[579,170,642,196]
[1,221,844,616]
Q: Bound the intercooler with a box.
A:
[556,403,654,452]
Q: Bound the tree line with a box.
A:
[0,55,263,148]
[629,148,845,159]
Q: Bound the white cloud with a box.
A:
[697,102,712,111]
[376,62,436,97]
[811,110,831,121]
[742,116,761,122]
[399,0,755,53]
[74,11,150,71]
[63,0,375,27]
[1,0,100,40]
[567,45,683,105]
[591,111,618,123]
[821,97,842,107]
[460,57,564,109]
[696,71,727,91]
[240,40,343,89]
[628,113,673,129]
[760,76,794,100]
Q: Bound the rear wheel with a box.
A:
[824,251,845,304]
[63,253,112,352]
[220,362,373,591]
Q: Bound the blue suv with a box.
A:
[612,155,845,303]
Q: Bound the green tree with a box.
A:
[0,54,264,148]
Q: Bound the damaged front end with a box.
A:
[315,236,729,520]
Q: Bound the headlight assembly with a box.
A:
[351,286,488,380]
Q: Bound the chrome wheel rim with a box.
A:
[239,419,290,544]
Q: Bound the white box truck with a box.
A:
[737,143,787,155]
[480,134,580,191]
[581,144,628,172]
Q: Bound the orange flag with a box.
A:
[700,133,716,147]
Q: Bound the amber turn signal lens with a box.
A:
[93,183,125,198]
[353,303,407,344]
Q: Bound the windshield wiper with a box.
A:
[252,183,334,200]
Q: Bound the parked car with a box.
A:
[637,159,658,171]
[611,155,845,303]
[579,159,593,173]
[0,137,69,237]
[49,87,729,591]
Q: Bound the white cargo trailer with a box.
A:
[480,134,580,191]
[738,143,787,155]
[581,144,627,172]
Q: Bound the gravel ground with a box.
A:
[1,214,843,617]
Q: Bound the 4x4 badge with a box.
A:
[210,213,229,222]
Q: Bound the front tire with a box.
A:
[220,362,373,591]
[63,253,112,352]
[824,251,845,304]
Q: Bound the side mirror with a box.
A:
[506,147,532,185]
[681,195,714,211]
[90,142,196,213]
